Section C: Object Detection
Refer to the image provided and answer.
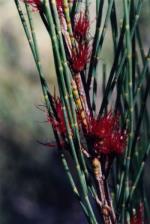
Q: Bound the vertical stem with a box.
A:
[121,0,134,222]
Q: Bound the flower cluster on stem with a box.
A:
[85,112,127,156]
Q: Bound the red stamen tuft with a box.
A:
[130,203,144,224]
[87,112,127,155]
[48,97,66,135]
[71,43,91,73]
[56,0,63,11]
[74,12,90,42]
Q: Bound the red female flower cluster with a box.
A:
[21,0,41,10]
[73,12,90,42]
[38,97,66,149]
[70,12,91,73]
[87,112,127,155]
[55,0,63,14]
[71,43,91,73]
[130,204,144,224]
[48,97,66,135]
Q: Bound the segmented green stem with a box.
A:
[87,0,114,88]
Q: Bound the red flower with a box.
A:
[71,43,91,73]
[56,0,63,9]
[21,0,41,10]
[110,131,127,154]
[130,204,144,224]
[74,12,90,42]
[87,112,127,155]
[55,0,63,15]
[91,113,119,138]
[48,97,66,135]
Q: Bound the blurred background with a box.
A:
[0,1,149,223]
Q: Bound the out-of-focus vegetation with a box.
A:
[0,1,149,223]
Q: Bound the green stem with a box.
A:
[87,0,114,88]
[126,143,150,207]
[98,0,143,117]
